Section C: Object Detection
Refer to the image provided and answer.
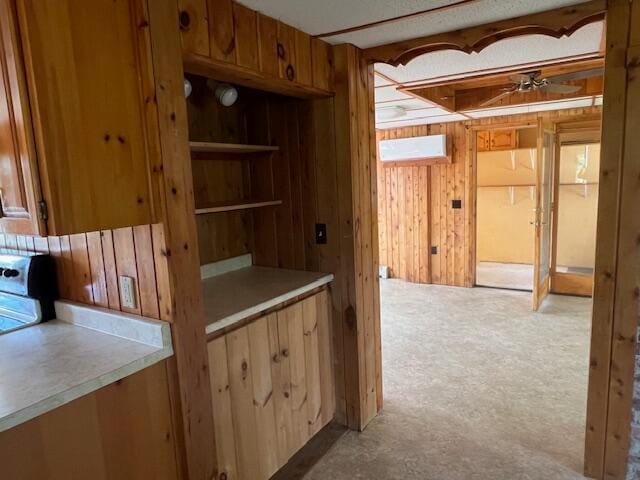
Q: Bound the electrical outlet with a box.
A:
[452,199,462,209]
[119,276,137,309]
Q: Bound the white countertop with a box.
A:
[202,265,333,334]
[0,301,173,432]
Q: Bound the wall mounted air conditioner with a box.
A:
[378,134,450,165]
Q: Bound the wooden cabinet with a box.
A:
[477,129,519,152]
[207,290,335,480]
[0,0,163,235]
[476,130,491,152]
[0,0,43,235]
[0,361,182,480]
[178,0,334,97]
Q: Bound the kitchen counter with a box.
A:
[202,263,334,334]
[0,301,173,432]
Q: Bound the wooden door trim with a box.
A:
[550,272,594,297]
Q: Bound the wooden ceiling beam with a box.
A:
[363,0,606,66]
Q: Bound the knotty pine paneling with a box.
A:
[376,106,602,288]
[377,123,469,287]
[0,224,170,321]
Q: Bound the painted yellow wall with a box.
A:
[476,143,600,268]
[477,186,535,263]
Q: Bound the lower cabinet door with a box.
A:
[207,290,335,480]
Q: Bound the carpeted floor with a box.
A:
[280,279,592,480]
[476,261,534,291]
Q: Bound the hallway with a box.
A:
[283,279,591,480]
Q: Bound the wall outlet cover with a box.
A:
[119,275,137,309]
[315,223,327,244]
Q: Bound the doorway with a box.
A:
[475,125,539,292]
[474,120,600,309]
[550,123,601,297]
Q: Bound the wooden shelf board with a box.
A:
[189,141,279,154]
[195,200,282,214]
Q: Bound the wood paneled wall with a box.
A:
[376,106,602,288]
[0,224,170,321]
[377,123,470,286]
[179,0,334,97]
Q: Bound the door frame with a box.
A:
[363,2,640,478]
[470,121,538,290]
[550,118,602,297]
[532,119,556,311]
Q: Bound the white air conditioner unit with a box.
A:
[379,134,449,164]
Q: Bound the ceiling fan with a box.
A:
[479,67,604,108]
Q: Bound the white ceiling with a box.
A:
[237,0,592,48]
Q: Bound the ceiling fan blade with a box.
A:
[545,68,604,84]
[480,87,517,108]
[541,83,583,94]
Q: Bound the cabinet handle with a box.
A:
[0,189,4,218]
[277,42,285,59]
[178,10,191,30]
[286,64,295,81]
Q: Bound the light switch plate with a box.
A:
[119,276,137,309]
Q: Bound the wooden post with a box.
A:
[333,44,382,430]
[586,0,640,478]
[147,1,217,479]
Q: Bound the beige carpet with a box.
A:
[476,261,534,291]
[278,279,592,480]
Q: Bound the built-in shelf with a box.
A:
[195,199,282,215]
[189,141,279,154]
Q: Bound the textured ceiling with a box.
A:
[237,0,592,48]
[375,22,603,85]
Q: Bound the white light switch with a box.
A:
[119,276,137,309]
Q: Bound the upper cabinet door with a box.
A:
[490,130,518,151]
[0,0,44,235]
[16,0,162,235]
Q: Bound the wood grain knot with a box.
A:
[179,10,191,30]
